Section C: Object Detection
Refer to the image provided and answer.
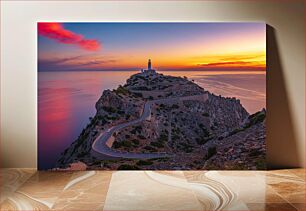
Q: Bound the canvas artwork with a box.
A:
[38,23,266,170]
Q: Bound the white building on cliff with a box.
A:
[141,59,156,74]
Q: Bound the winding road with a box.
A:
[91,93,208,159]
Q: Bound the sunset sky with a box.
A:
[38,22,266,71]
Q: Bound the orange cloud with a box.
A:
[198,61,264,67]
[194,61,265,71]
[38,23,101,51]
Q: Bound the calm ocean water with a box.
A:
[38,71,266,169]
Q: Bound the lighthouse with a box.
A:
[148,59,152,70]
[141,59,156,74]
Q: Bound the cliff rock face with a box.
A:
[56,86,144,168]
[56,72,266,170]
[203,110,266,170]
[183,93,249,136]
[95,89,144,122]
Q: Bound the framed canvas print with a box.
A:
[38,22,266,170]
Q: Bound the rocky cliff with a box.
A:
[56,72,266,170]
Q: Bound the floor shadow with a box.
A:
[266,25,300,169]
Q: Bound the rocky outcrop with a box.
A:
[56,86,144,168]
[95,88,144,123]
[125,73,205,98]
[55,72,266,170]
[203,110,266,170]
[183,93,249,136]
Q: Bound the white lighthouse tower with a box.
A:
[141,59,156,74]
[148,59,152,70]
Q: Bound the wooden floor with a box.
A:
[0,169,304,210]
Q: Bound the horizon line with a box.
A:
[38,69,266,72]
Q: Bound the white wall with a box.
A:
[1,0,304,168]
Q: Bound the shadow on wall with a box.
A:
[266,25,299,169]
